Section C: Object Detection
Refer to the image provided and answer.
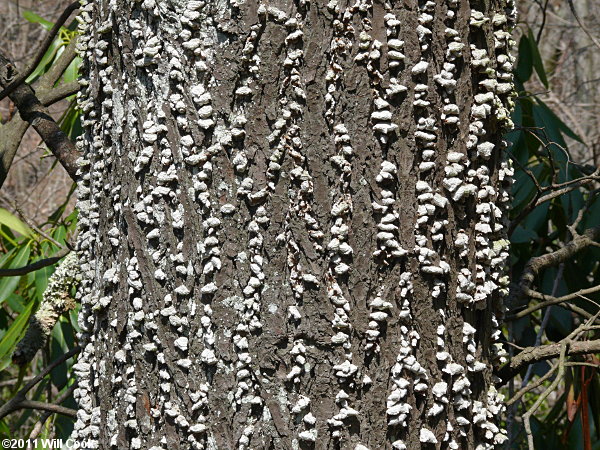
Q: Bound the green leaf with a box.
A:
[512,164,546,212]
[527,28,549,88]
[6,293,26,314]
[516,34,533,83]
[69,308,80,334]
[61,56,82,84]
[547,306,573,340]
[0,419,10,439]
[535,98,584,144]
[568,411,584,450]
[50,324,68,387]
[524,201,550,235]
[511,225,538,244]
[0,244,31,306]
[25,37,65,84]
[22,10,56,30]
[34,262,55,301]
[0,208,31,238]
[0,248,16,268]
[0,300,35,372]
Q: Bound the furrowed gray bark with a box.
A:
[72,0,516,448]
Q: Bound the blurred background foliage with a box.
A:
[0,0,599,448]
[0,1,80,443]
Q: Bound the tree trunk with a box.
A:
[71,0,516,448]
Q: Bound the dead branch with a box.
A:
[498,339,600,382]
[507,284,600,320]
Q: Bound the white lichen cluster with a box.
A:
[354,7,412,359]
[70,0,518,446]
[435,0,462,127]
[447,1,515,447]
[451,4,516,314]
[411,1,453,287]
[324,122,356,365]
[72,0,225,448]
[386,272,428,450]
[367,159,407,354]
[72,2,110,447]
[321,1,369,440]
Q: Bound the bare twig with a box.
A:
[567,0,600,52]
[0,2,80,102]
[524,342,568,450]
[522,265,564,386]
[507,284,600,321]
[0,376,35,388]
[13,202,66,249]
[516,227,600,296]
[28,383,76,442]
[0,346,79,420]
[499,309,600,383]
[17,400,76,418]
[40,81,79,107]
[507,361,559,407]
[501,340,600,380]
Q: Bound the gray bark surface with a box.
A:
[72,0,516,448]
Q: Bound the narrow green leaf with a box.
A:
[511,226,538,244]
[25,38,65,84]
[535,98,584,144]
[0,244,31,306]
[50,324,70,387]
[0,248,16,268]
[0,419,10,438]
[22,10,55,30]
[61,56,81,84]
[0,208,31,238]
[0,300,35,372]
[34,262,55,301]
[6,293,26,314]
[524,201,551,234]
[515,34,533,83]
[528,28,549,88]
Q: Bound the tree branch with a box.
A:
[517,227,600,296]
[0,48,80,189]
[28,383,76,441]
[40,81,79,106]
[35,37,79,92]
[523,341,568,450]
[17,400,76,418]
[0,346,79,420]
[0,2,80,102]
[0,248,69,277]
[497,339,600,382]
[0,115,29,189]
[0,58,79,180]
[507,284,600,321]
